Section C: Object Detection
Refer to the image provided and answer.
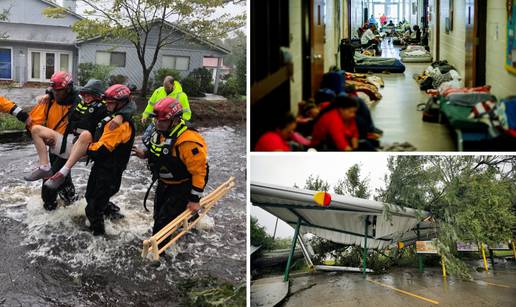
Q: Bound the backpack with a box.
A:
[417,96,440,122]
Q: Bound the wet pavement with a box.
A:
[281,262,516,306]
[0,125,246,306]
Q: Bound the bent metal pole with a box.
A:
[362,215,369,276]
[284,217,302,282]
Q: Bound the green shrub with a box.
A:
[218,75,241,99]
[108,74,128,86]
[0,113,25,131]
[188,67,213,93]
[251,217,274,250]
[180,75,205,97]
[78,63,113,87]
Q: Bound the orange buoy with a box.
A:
[313,191,331,207]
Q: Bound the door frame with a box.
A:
[27,48,73,82]
[302,0,312,99]
[464,0,487,87]
[0,46,14,80]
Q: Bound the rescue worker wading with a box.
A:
[83,84,135,235]
[133,97,208,249]
[27,71,80,210]
[0,96,31,125]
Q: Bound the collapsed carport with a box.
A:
[251,181,437,281]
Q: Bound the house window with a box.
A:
[60,54,70,72]
[0,48,12,80]
[163,55,190,71]
[96,51,126,67]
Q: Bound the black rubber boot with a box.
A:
[43,201,58,211]
[59,183,78,206]
[105,202,124,220]
[90,220,105,236]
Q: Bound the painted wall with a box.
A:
[324,0,341,72]
[438,0,465,78]
[0,41,77,83]
[78,42,224,87]
[485,0,516,98]
[350,0,364,38]
[0,0,79,27]
[289,0,303,113]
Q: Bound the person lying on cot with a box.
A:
[310,95,359,151]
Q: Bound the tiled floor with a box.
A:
[369,40,456,151]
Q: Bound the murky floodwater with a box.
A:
[0,125,246,306]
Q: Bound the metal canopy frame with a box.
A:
[251,182,436,281]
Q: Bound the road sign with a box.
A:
[416,240,438,254]
[457,242,479,252]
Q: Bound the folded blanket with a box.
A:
[405,45,427,52]
[404,50,428,56]
[354,53,396,66]
[442,85,491,97]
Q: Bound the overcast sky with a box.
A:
[250,154,391,239]
[64,1,246,23]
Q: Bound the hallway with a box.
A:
[250,0,516,152]
[370,41,455,151]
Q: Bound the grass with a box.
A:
[179,276,245,307]
[493,250,514,257]
[0,113,25,131]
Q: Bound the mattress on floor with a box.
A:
[354,59,406,73]
[439,100,488,130]
[400,50,433,63]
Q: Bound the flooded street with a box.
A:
[0,125,246,306]
[281,263,516,307]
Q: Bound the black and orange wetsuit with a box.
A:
[143,120,208,245]
[84,113,135,233]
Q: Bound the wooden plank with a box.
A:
[142,177,236,261]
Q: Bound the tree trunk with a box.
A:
[141,68,150,98]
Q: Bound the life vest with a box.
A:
[59,99,105,154]
[92,114,135,168]
[145,123,207,184]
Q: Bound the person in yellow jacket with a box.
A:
[0,96,31,125]
[141,76,191,123]
[133,97,208,249]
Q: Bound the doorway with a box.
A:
[28,49,72,82]
[464,0,487,87]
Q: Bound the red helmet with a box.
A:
[154,97,183,121]
[50,71,73,90]
[104,84,131,101]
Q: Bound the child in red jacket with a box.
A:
[310,95,359,151]
[255,113,297,151]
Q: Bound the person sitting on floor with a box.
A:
[296,100,319,137]
[361,24,381,55]
[255,113,297,152]
[314,88,336,111]
[310,95,359,151]
[408,25,421,44]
